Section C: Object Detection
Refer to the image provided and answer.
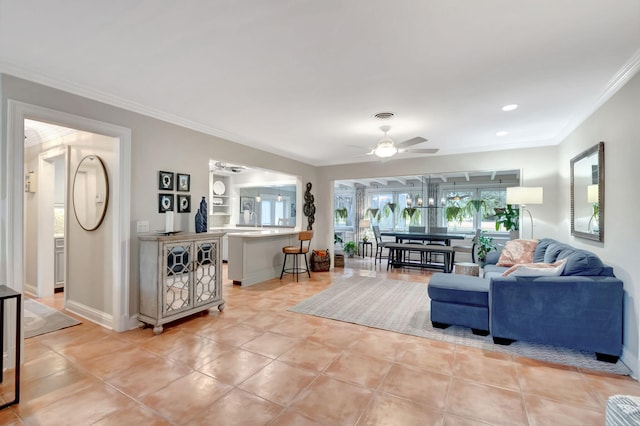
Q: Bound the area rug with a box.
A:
[289,276,631,375]
[24,299,81,338]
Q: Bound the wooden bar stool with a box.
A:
[280,230,314,281]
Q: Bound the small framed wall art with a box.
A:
[177,194,191,213]
[158,171,174,191]
[158,193,174,213]
[177,173,190,192]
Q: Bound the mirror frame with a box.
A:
[73,154,109,231]
[570,142,604,242]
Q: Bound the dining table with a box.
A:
[380,230,467,272]
[380,231,466,245]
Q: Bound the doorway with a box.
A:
[6,100,132,334]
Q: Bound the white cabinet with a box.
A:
[138,232,225,334]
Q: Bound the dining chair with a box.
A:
[280,230,314,281]
[372,225,387,265]
[407,225,426,262]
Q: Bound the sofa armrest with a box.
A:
[489,276,623,356]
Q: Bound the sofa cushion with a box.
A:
[496,239,539,266]
[543,242,573,263]
[483,264,509,280]
[533,238,557,263]
[428,273,490,306]
[502,259,567,277]
[559,250,604,276]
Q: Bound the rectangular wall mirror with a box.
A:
[571,142,604,241]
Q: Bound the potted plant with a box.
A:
[445,205,464,224]
[400,207,420,225]
[335,207,348,224]
[494,204,520,239]
[343,241,358,258]
[365,207,381,222]
[476,231,496,266]
[465,199,487,218]
[384,202,398,217]
[334,232,344,247]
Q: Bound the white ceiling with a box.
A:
[2,1,639,166]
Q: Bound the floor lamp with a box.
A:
[506,186,543,239]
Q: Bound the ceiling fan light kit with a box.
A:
[374,140,397,158]
[369,124,438,159]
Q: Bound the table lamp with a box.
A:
[359,218,371,241]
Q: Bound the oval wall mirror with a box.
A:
[73,155,109,231]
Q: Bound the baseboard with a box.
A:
[65,299,114,330]
[24,283,37,297]
[127,314,143,330]
[621,346,639,380]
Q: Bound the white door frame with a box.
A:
[6,100,132,331]
[34,146,68,298]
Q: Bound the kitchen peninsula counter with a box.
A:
[227,229,299,286]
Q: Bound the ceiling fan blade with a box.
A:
[396,136,427,149]
[399,148,439,154]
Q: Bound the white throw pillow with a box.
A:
[502,259,567,277]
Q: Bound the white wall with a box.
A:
[0,73,318,321]
[67,133,116,314]
[557,71,640,374]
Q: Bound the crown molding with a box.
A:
[0,60,244,142]
[555,48,640,143]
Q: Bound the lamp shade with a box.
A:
[506,186,543,205]
[359,219,371,228]
[587,184,599,203]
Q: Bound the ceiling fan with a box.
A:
[366,125,438,159]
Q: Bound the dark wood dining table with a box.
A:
[380,231,466,245]
[380,231,467,272]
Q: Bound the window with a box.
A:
[335,190,355,228]
[443,185,508,232]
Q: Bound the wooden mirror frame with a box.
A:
[571,142,604,242]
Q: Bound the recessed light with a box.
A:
[496,131,508,137]
[502,104,518,111]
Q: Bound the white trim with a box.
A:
[65,299,113,330]
[622,345,639,380]
[556,48,640,143]
[6,100,131,332]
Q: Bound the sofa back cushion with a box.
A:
[560,250,604,276]
[533,238,557,263]
[496,239,539,266]
[543,242,605,275]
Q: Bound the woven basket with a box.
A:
[311,249,331,272]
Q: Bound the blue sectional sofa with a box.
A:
[429,238,624,362]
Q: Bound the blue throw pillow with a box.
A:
[533,238,557,263]
[559,250,604,276]
[543,242,573,263]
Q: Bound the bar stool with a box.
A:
[280,230,314,281]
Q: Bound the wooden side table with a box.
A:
[359,241,373,258]
[0,285,21,409]
[454,262,480,277]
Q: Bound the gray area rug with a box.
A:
[289,275,631,375]
[24,299,81,338]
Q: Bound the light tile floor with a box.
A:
[1,256,639,425]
